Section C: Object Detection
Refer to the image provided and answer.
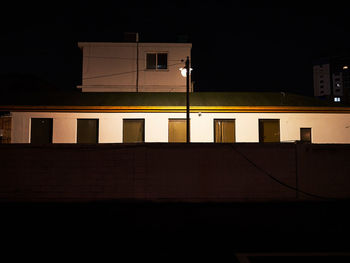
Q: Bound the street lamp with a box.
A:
[180,57,191,143]
[179,67,193,77]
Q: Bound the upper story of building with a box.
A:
[313,56,350,103]
[77,38,192,93]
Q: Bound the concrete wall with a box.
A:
[78,42,192,92]
[0,143,349,202]
[11,112,350,144]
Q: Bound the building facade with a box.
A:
[77,42,192,92]
[2,92,350,144]
[313,56,350,103]
[1,42,350,144]
[8,110,350,144]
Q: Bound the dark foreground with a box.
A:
[1,200,350,262]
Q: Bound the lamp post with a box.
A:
[180,57,192,143]
[185,56,190,143]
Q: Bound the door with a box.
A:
[77,119,99,143]
[123,119,144,143]
[31,118,53,144]
[259,119,280,143]
[214,119,235,143]
[168,119,186,143]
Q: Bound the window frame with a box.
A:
[76,119,99,144]
[213,119,236,143]
[123,119,145,143]
[168,118,187,143]
[258,119,280,143]
[300,127,312,143]
[30,118,53,144]
[145,52,168,70]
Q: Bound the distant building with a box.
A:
[313,56,350,103]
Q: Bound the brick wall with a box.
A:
[0,143,349,202]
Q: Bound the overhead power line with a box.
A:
[82,62,185,80]
[230,145,337,201]
[84,55,186,62]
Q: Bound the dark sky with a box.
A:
[1,1,350,95]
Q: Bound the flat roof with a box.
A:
[1,91,349,113]
[78,42,192,48]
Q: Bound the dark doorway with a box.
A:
[300,128,312,143]
[30,118,53,144]
[77,119,99,143]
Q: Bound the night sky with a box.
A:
[1,1,350,95]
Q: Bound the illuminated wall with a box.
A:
[78,42,192,92]
[10,112,350,144]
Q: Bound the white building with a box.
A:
[1,42,350,144]
[77,41,192,92]
[0,92,349,144]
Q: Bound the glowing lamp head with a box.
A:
[179,67,193,77]
[343,65,348,70]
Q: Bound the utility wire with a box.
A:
[82,62,185,80]
[230,145,337,201]
[84,55,187,62]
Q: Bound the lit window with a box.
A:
[146,53,168,70]
[334,97,341,102]
[214,119,236,143]
[259,119,280,143]
[168,119,187,143]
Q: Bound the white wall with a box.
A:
[78,42,192,92]
[10,112,350,144]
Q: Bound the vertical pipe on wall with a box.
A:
[186,56,190,143]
